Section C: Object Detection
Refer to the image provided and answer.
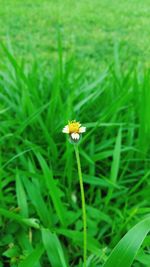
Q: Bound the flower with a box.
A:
[62,120,86,142]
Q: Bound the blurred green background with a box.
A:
[1,0,150,68]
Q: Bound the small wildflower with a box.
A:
[62,120,86,143]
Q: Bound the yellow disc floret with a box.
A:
[68,121,81,133]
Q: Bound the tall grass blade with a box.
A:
[41,228,68,267]
[103,216,150,267]
[18,244,44,267]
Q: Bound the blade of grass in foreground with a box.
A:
[103,216,150,267]
[18,244,44,267]
[0,208,40,229]
[22,177,52,228]
[36,153,66,226]
[16,171,28,218]
[41,228,68,267]
[105,127,122,205]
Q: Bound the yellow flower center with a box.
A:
[69,122,80,133]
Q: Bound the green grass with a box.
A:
[1,0,150,68]
[0,0,150,266]
[0,40,150,266]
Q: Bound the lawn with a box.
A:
[0,1,150,267]
[1,0,150,67]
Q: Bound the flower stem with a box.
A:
[74,145,87,267]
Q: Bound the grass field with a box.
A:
[0,1,150,267]
[1,0,150,67]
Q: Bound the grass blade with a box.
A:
[36,153,66,226]
[19,244,44,267]
[103,216,150,267]
[105,127,122,204]
[16,171,28,218]
[41,228,68,267]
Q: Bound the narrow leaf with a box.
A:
[16,171,28,218]
[19,244,44,267]
[105,127,122,204]
[103,216,150,267]
[41,228,68,267]
[36,153,66,226]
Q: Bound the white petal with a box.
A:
[71,133,80,140]
[62,125,69,133]
[79,126,86,133]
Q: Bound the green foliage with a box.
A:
[0,37,150,267]
[1,0,150,69]
[103,216,150,267]
[41,228,68,267]
[18,244,44,267]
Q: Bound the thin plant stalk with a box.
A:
[74,145,87,267]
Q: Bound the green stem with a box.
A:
[74,145,87,267]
